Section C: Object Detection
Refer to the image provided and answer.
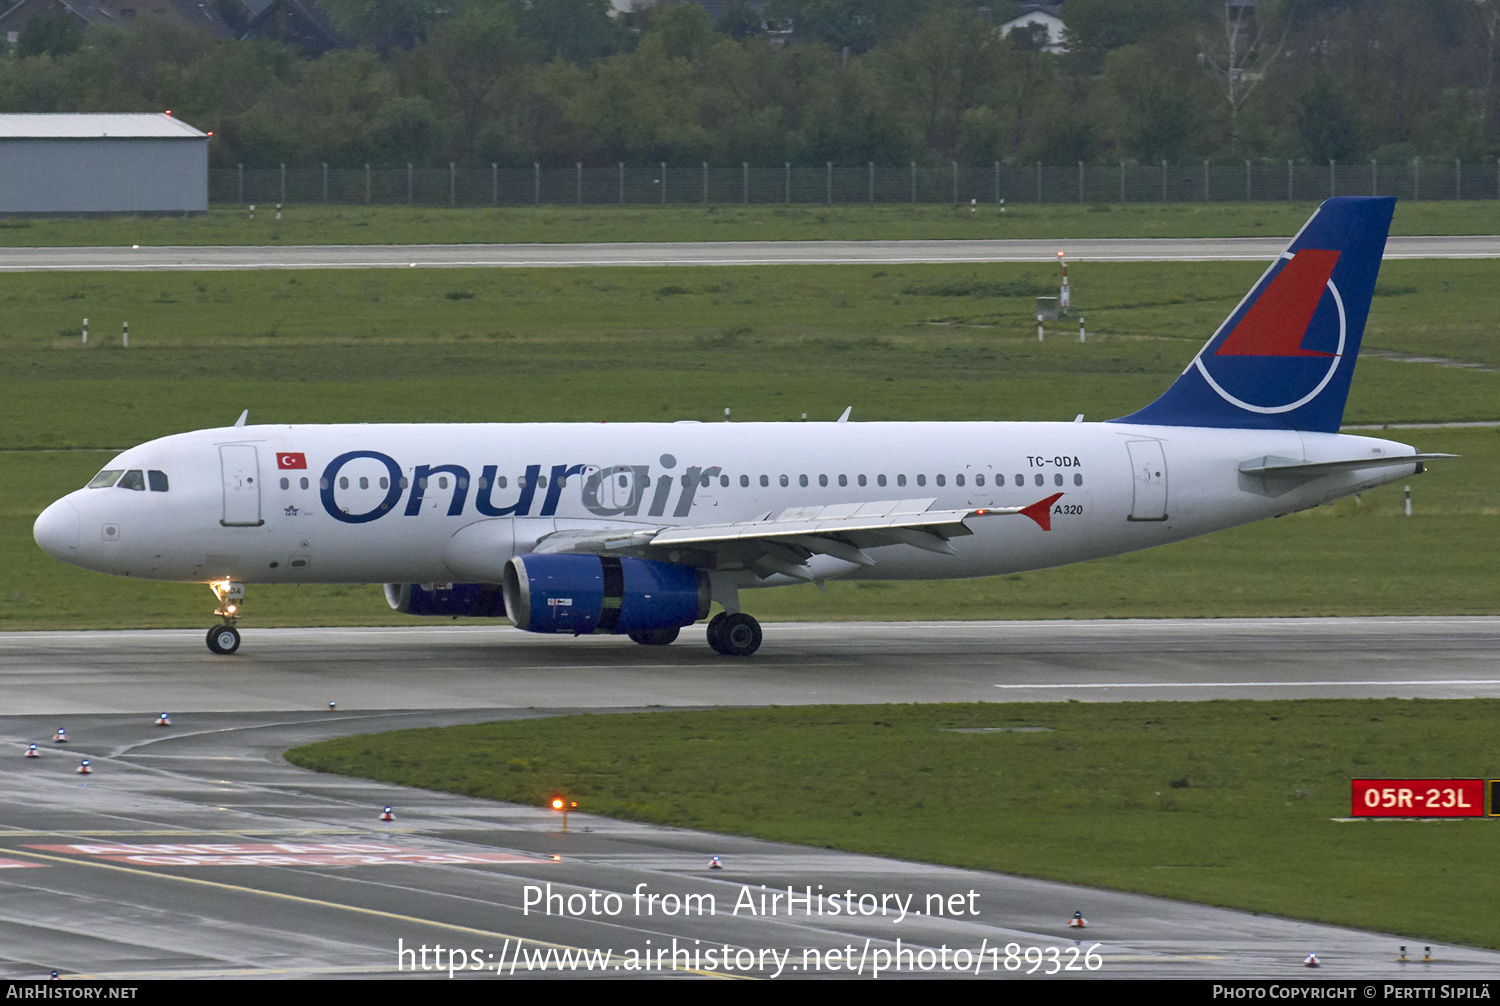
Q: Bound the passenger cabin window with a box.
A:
[279,477,290,490]
[300,477,309,490]
[1074,474,1083,486]
[118,470,146,491]
[740,475,749,487]
[87,470,124,489]
[877,475,887,487]
[935,475,945,487]
[915,474,926,487]
[760,475,769,487]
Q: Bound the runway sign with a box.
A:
[1350,779,1485,818]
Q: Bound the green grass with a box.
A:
[284,700,1500,950]
[0,200,1496,247]
[1,260,1494,629]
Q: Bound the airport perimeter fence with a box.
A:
[211,159,1500,208]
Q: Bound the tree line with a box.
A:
[1,0,1494,171]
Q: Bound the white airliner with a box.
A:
[34,197,1446,656]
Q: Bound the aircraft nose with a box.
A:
[34,498,81,560]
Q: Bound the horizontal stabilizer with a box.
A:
[1238,454,1454,478]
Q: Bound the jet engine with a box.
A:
[501,554,709,635]
[384,582,507,618]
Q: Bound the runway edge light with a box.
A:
[548,793,578,833]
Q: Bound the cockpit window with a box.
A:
[87,470,123,489]
[148,470,169,492]
[117,470,146,491]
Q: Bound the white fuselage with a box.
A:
[34,420,1420,592]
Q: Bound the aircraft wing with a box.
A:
[531,494,1062,581]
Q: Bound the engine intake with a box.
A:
[502,554,709,635]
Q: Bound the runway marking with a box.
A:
[28,841,546,868]
[0,846,739,979]
[0,828,373,837]
[994,679,1500,689]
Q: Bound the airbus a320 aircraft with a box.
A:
[34,197,1446,657]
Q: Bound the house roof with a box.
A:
[0,0,234,38]
[0,112,208,138]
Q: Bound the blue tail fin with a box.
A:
[1110,196,1395,433]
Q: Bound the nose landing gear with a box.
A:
[206,580,244,655]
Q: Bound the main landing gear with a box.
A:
[206,580,244,655]
[705,612,762,657]
[627,625,681,646]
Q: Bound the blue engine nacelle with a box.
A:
[502,554,710,635]
[384,582,507,618]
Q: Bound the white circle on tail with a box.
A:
[1192,252,1347,414]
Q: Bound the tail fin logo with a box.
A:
[1194,249,1347,414]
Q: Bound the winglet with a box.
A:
[837,406,852,423]
[234,409,248,427]
[1020,493,1063,531]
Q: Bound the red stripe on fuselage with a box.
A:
[1214,248,1341,357]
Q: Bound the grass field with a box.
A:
[284,700,1500,950]
[0,200,1496,247]
[2,258,1494,630]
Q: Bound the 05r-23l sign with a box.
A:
[1350,779,1485,817]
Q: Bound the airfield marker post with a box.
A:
[81,318,87,345]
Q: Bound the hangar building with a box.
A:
[0,113,209,214]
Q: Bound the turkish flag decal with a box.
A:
[277,452,307,469]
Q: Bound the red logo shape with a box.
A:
[1215,249,1341,358]
[277,453,307,470]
